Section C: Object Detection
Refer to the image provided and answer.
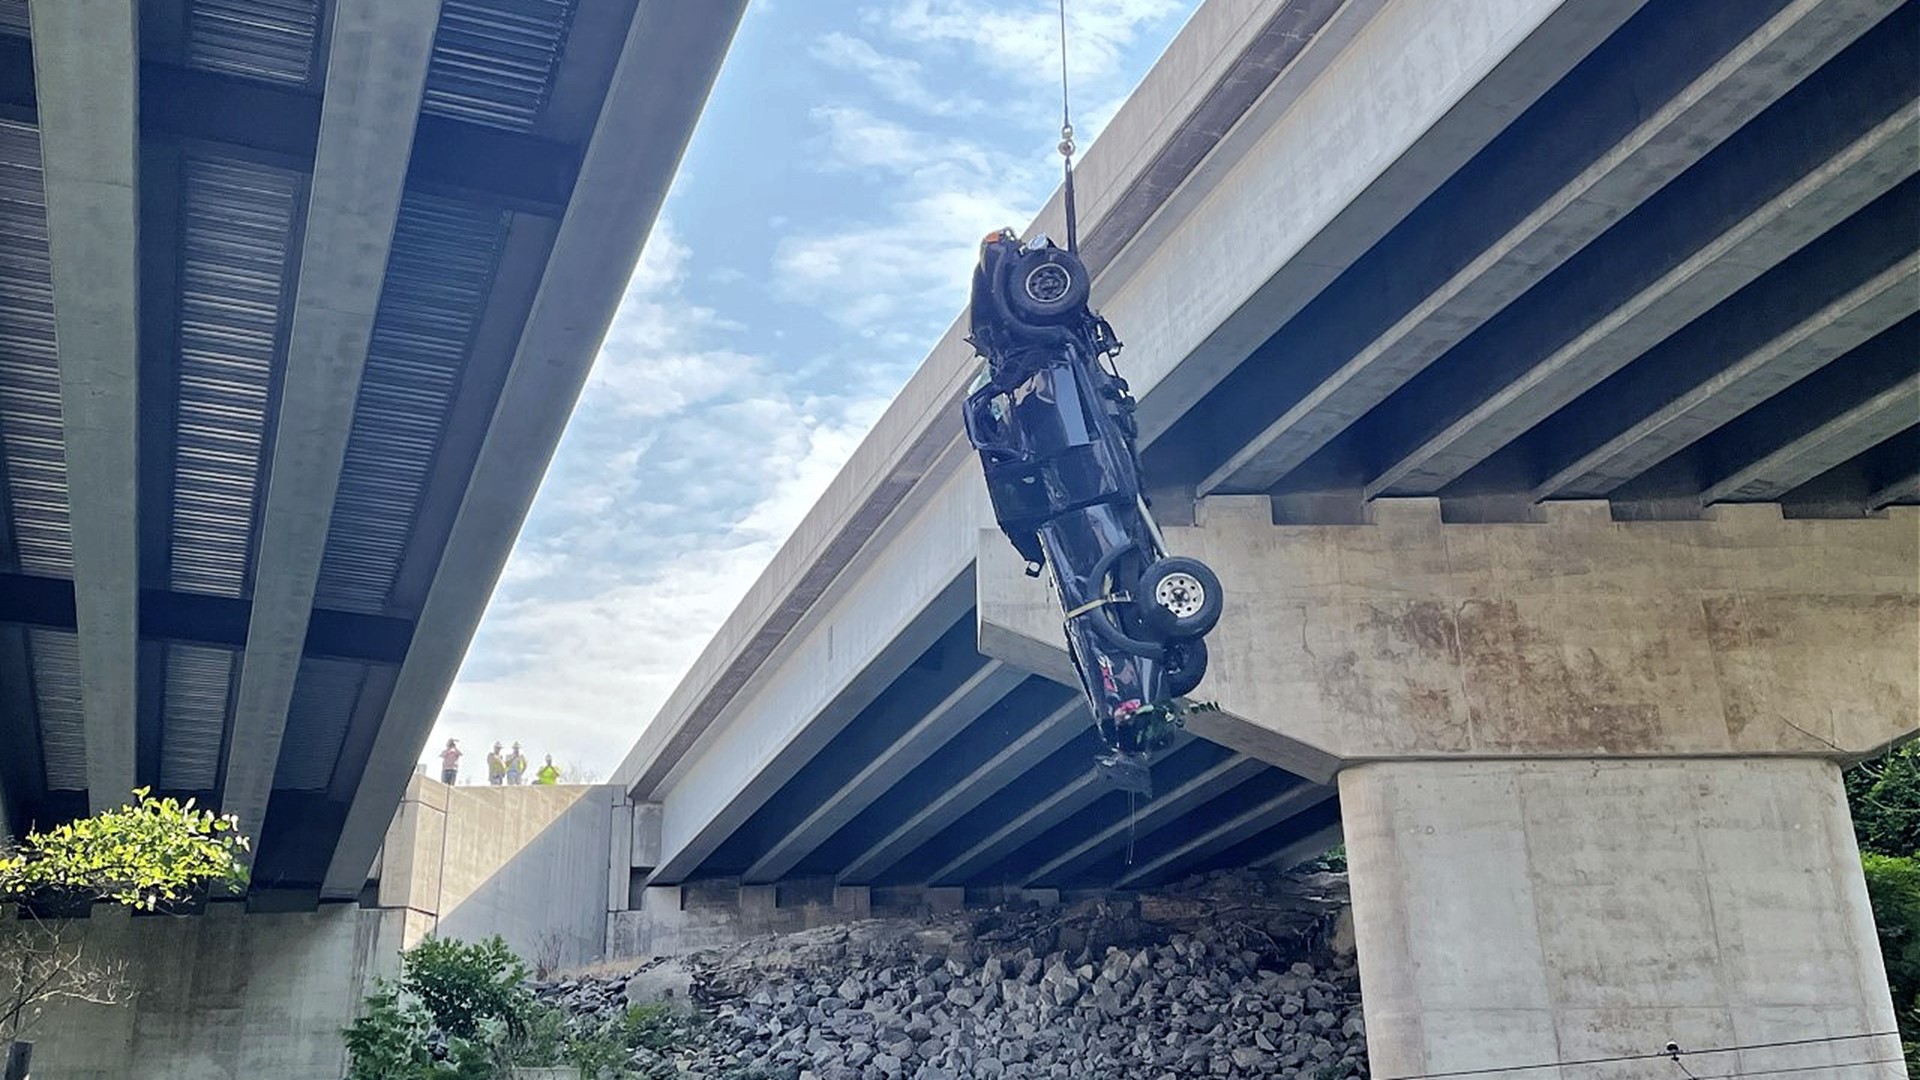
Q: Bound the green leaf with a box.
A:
[0,790,253,909]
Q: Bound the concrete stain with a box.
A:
[1454,598,1666,753]
[1309,605,1470,753]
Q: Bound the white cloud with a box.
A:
[879,0,1188,90]
[777,1,1186,340]
[435,219,895,776]
[810,105,966,174]
[435,2,1200,778]
[779,106,1035,338]
[772,182,1031,340]
[811,31,984,118]
[437,402,884,779]
[586,223,758,419]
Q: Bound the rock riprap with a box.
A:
[533,868,1364,1080]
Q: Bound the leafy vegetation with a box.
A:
[1862,853,1920,1068]
[0,788,249,910]
[343,984,497,1080]
[1863,857,1920,997]
[346,936,554,1080]
[1302,844,1347,873]
[402,936,539,1043]
[562,1003,701,1080]
[2,790,252,1047]
[1848,742,1920,1066]
[346,936,731,1079]
[1850,741,1920,859]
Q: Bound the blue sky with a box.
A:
[432,0,1200,778]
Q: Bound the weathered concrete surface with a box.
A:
[1368,101,1918,499]
[24,903,395,1080]
[742,661,1028,884]
[1700,369,1920,504]
[980,498,1920,775]
[21,783,614,1075]
[1538,255,1919,500]
[983,495,1915,1071]
[1107,0,1649,445]
[646,471,983,883]
[1343,757,1902,1077]
[377,775,615,970]
[836,697,1085,886]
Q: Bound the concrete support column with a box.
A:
[978,497,1917,1075]
[1343,757,1902,1077]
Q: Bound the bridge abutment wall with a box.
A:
[372,775,618,971]
[606,880,1074,960]
[20,903,399,1079]
[20,778,620,1076]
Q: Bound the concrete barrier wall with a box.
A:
[377,776,616,972]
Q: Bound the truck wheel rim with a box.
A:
[1025,263,1072,303]
[1154,572,1206,619]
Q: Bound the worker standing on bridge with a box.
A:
[486,742,507,786]
[535,756,561,785]
[506,742,528,785]
[439,739,462,785]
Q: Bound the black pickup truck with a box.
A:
[962,229,1223,794]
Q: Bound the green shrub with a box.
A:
[1848,742,1920,858]
[514,1002,568,1067]
[342,986,495,1080]
[1849,742,1920,1065]
[347,937,549,1080]
[1861,853,1920,1064]
[403,936,537,1041]
[347,938,712,1079]
[620,1003,698,1054]
[1295,844,1345,873]
[562,1023,632,1080]
[0,788,250,909]
[566,1003,704,1079]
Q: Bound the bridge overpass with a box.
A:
[612,0,1919,1072]
[0,0,745,905]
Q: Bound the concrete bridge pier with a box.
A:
[979,496,1917,1076]
[1342,756,1892,1074]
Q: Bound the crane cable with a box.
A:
[1057,0,1079,254]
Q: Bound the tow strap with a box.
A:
[1060,591,1129,622]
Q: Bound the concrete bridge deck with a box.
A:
[0,0,747,906]
[606,0,1917,1070]
[615,0,1917,894]
[7,0,1914,1074]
